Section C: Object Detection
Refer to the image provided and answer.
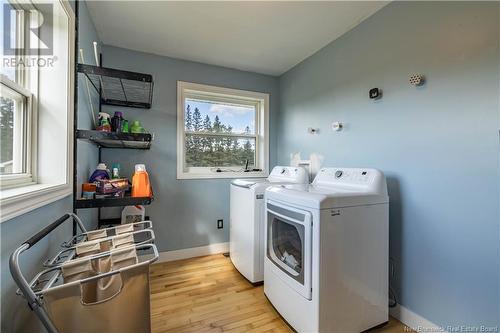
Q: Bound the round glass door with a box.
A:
[267,210,305,285]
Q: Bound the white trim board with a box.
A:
[176,81,269,180]
[154,242,229,263]
[390,304,447,333]
[0,0,75,222]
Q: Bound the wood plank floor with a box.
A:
[150,254,411,333]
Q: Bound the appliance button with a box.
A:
[335,170,343,178]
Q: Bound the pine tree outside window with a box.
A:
[177,81,269,179]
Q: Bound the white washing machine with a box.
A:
[230,166,308,283]
[264,167,389,332]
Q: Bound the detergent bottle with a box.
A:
[121,205,145,224]
[131,164,152,197]
[89,163,110,183]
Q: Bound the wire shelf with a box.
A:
[77,63,153,109]
[76,130,152,149]
[74,195,153,209]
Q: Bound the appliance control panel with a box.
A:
[268,166,309,184]
[313,168,380,187]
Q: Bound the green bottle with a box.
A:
[121,120,129,133]
[130,120,145,134]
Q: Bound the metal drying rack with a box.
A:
[9,213,158,333]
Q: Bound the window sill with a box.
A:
[177,171,268,180]
[0,183,72,223]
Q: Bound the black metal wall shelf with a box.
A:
[76,129,152,149]
[75,196,153,209]
[77,63,153,109]
[73,36,154,230]
[99,216,150,227]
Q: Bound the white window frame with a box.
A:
[0,75,35,188]
[0,0,75,222]
[0,1,39,189]
[177,81,269,179]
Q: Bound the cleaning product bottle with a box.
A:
[131,164,152,197]
[121,119,129,133]
[111,111,124,133]
[130,120,145,134]
[97,117,111,132]
[97,113,112,132]
[89,163,110,183]
[111,163,121,179]
[121,205,145,224]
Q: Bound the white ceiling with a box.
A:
[86,1,388,76]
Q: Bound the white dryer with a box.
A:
[264,168,389,333]
[230,166,308,283]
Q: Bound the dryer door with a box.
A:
[266,200,312,300]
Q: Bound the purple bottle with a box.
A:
[89,163,110,183]
[111,111,124,133]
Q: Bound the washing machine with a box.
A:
[230,166,308,283]
[264,167,389,332]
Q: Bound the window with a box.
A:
[177,82,269,179]
[0,0,74,222]
[0,1,36,188]
[0,79,33,177]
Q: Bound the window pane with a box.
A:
[0,0,18,82]
[0,84,25,174]
[185,133,255,168]
[185,98,255,135]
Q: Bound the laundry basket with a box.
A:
[10,213,158,333]
[43,247,152,333]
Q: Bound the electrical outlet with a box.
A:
[217,219,223,229]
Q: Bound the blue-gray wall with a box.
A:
[76,0,100,214]
[277,1,500,328]
[99,45,279,253]
[2,1,499,331]
[0,2,99,331]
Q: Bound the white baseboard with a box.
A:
[391,304,447,332]
[155,242,229,263]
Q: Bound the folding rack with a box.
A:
[72,1,155,230]
[9,213,158,333]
